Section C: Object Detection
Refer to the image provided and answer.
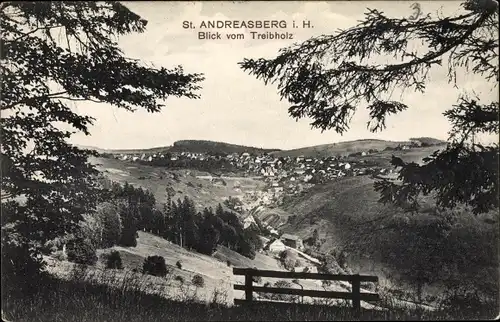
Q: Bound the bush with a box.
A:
[273,280,298,302]
[175,275,185,284]
[176,260,182,269]
[252,275,262,284]
[105,251,123,269]
[142,255,168,277]
[192,274,205,287]
[66,238,98,266]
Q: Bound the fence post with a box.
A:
[245,271,253,302]
[351,274,361,316]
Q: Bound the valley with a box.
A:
[79,138,499,308]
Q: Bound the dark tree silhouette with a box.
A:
[238,0,498,215]
[1,1,203,290]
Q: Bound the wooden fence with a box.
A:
[233,268,380,314]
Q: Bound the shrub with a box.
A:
[66,238,98,266]
[252,275,262,284]
[176,260,182,269]
[192,274,205,287]
[175,275,185,284]
[273,280,297,302]
[142,255,168,277]
[278,250,297,271]
[105,251,123,269]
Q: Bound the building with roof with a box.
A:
[281,233,304,250]
[265,239,287,253]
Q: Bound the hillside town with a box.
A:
[101,145,406,206]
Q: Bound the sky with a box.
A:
[69,1,498,150]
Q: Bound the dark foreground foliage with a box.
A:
[2,273,498,322]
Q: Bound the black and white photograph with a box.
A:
[1,1,499,321]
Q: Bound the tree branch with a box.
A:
[1,91,68,110]
[335,13,489,73]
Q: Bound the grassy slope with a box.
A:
[53,231,349,305]
[91,156,266,210]
[278,175,499,298]
[45,231,284,305]
[272,139,412,158]
[346,144,447,167]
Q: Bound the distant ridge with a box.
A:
[271,138,446,158]
[76,137,445,157]
[77,140,281,155]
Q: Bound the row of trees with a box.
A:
[91,181,263,259]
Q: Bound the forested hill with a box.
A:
[80,140,281,155]
[169,140,281,154]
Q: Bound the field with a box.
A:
[44,230,380,309]
[84,141,497,315]
[346,144,447,167]
[272,139,413,158]
[278,175,499,304]
[91,156,266,211]
[5,227,495,321]
[3,275,436,322]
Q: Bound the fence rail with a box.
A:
[233,268,380,314]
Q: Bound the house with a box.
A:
[265,239,286,253]
[269,228,279,237]
[273,187,284,193]
[294,266,318,274]
[281,233,304,250]
[303,174,313,182]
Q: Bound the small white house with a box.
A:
[267,239,286,253]
[295,266,318,274]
